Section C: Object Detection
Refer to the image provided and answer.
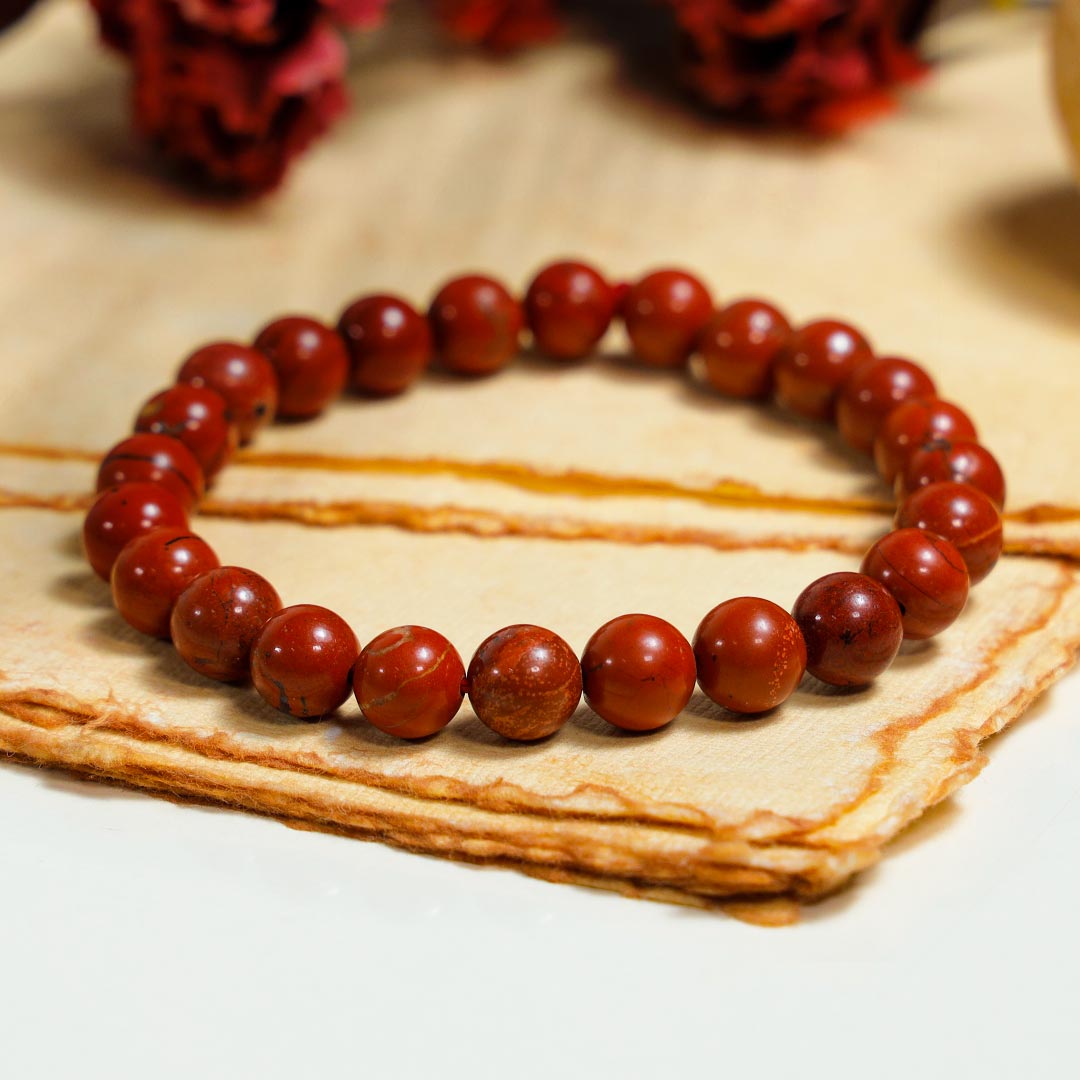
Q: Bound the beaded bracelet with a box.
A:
[81,261,1006,741]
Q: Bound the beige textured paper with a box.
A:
[1,3,1079,921]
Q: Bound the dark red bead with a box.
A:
[792,572,903,688]
[177,341,279,444]
[251,604,359,719]
[170,566,283,682]
[524,260,616,360]
[467,624,582,740]
[860,528,970,640]
[693,597,807,714]
[110,528,219,639]
[338,294,433,396]
[895,481,1003,585]
[353,626,466,739]
[835,356,936,454]
[83,482,189,581]
[773,320,874,421]
[581,614,696,732]
[873,397,978,484]
[97,434,205,512]
[899,439,1006,508]
[254,316,349,419]
[134,384,238,480]
[622,269,713,369]
[429,275,523,376]
[696,298,791,399]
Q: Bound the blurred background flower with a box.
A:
[0,1,1050,194]
[668,1,937,134]
[87,0,389,190]
[433,0,562,49]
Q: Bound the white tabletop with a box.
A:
[2,665,1077,1078]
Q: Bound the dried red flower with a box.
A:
[92,0,389,48]
[170,0,282,44]
[432,0,562,51]
[79,0,940,196]
[90,0,353,193]
[667,0,937,132]
[325,0,391,30]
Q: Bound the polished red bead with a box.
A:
[251,604,359,719]
[97,433,205,512]
[83,482,189,581]
[429,275,523,376]
[254,316,349,419]
[467,624,582,740]
[134,384,238,480]
[899,439,1006,508]
[338,294,433,396]
[773,319,874,421]
[110,528,219,638]
[860,528,970,640]
[353,626,466,739]
[895,481,1003,585]
[622,269,713,368]
[177,341,279,444]
[873,397,978,484]
[693,597,807,714]
[170,566,283,682]
[524,260,616,360]
[792,572,904,687]
[581,614,696,732]
[696,298,791,399]
[835,355,936,454]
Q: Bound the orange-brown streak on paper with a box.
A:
[0,486,1075,561]
[0,440,886,515]
[0,487,867,557]
[233,450,893,517]
[1,440,1078,525]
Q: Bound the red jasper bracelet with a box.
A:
[82,261,1006,741]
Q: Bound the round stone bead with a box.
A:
[523,260,616,360]
[353,626,466,739]
[429,275,523,376]
[134,384,238,480]
[467,624,582,741]
[83,482,189,581]
[254,316,349,419]
[177,341,279,444]
[251,604,359,719]
[835,356,936,454]
[110,528,220,639]
[860,528,970,640]
[170,566,283,682]
[898,439,1006,508]
[622,269,713,368]
[97,433,205,512]
[792,572,904,688]
[338,294,433,396]
[873,397,978,484]
[895,481,1003,585]
[773,320,873,421]
[696,298,792,399]
[581,614,696,732]
[693,597,807,714]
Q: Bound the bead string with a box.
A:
[82,260,1006,741]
